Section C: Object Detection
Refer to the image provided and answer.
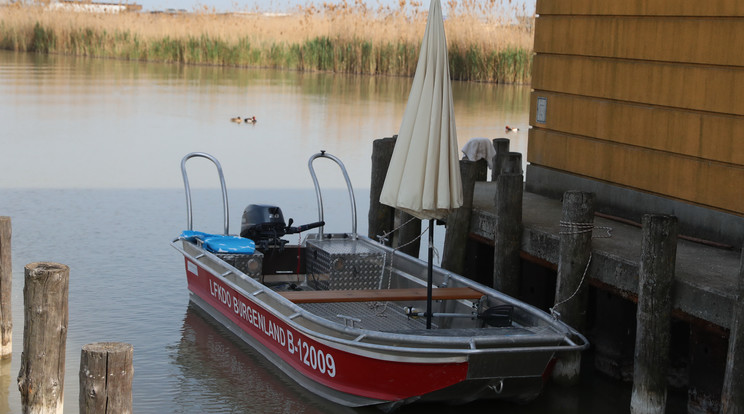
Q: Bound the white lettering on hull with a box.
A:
[207,278,336,378]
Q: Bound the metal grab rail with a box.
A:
[308,150,357,240]
[180,152,230,235]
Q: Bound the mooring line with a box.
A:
[551,220,613,320]
[550,252,592,320]
[374,220,430,317]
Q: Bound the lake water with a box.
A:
[0,50,642,413]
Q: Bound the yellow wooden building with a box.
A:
[527,0,744,246]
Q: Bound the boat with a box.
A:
[171,151,589,411]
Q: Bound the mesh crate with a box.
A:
[305,238,386,290]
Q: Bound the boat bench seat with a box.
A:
[277,287,484,304]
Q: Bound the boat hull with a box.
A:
[175,151,587,409]
[182,255,553,407]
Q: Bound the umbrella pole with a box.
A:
[426,219,434,329]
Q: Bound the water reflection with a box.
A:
[0,50,535,413]
[0,357,9,414]
[0,50,529,190]
[174,304,362,414]
[176,302,644,414]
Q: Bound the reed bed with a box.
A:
[0,1,534,83]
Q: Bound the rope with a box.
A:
[550,220,613,320]
[550,252,592,320]
[372,220,430,317]
[376,215,418,245]
[559,221,613,238]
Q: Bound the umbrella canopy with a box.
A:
[379,0,462,221]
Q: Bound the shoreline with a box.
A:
[0,4,534,84]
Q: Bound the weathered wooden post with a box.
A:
[490,138,510,182]
[368,136,396,245]
[630,215,678,414]
[492,153,523,297]
[442,159,487,275]
[503,152,522,175]
[722,247,744,414]
[80,342,134,414]
[0,217,11,357]
[552,191,595,386]
[18,262,69,414]
[368,136,421,256]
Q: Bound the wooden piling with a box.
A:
[18,262,69,414]
[368,137,396,245]
[442,159,487,275]
[491,138,510,181]
[552,191,595,386]
[688,325,727,414]
[0,217,11,357]
[630,215,678,414]
[80,342,133,414]
[492,154,523,297]
[553,191,594,331]
[503,152,523,174]
[722,248,744,414]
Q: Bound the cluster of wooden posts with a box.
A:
[369,137,744,414]
[0,216,133,414]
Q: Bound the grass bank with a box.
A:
[0,1,534,83]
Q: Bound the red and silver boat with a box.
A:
[171,151,588,411]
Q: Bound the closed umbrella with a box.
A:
[379,0,462,328]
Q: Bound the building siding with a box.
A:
[529,0,744,218]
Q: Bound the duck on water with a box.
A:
[231,116,257,124]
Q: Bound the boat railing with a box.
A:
[307,150,358,240]
[180,152,230,235]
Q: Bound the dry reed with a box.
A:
[0,1,534,83]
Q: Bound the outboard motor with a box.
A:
[240,204,286,241]
[240,204,324,250]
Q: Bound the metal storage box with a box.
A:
[216,251,264,277]
[305,237,386,290]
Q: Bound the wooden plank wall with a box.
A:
[529,0,744,216]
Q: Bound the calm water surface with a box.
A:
[0,50,641,413]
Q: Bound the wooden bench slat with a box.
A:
[277,287,484,304]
